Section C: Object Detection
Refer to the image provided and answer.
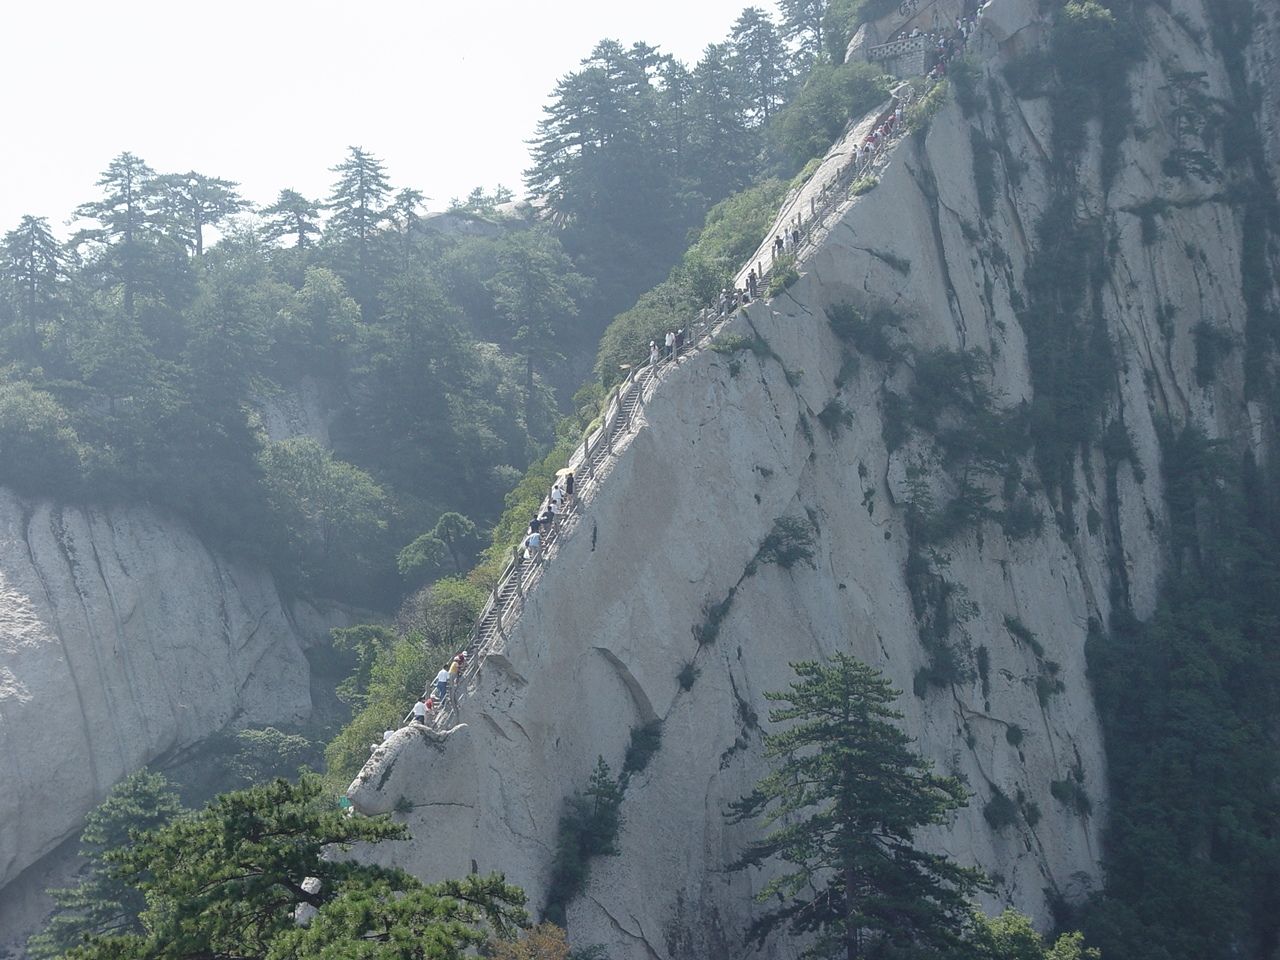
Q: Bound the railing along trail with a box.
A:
[410,77,931,733]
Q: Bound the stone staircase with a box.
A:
[413,80,930,732]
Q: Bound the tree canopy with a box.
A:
[61,775,527,960]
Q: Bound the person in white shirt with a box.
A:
[523,530,541,560]
[433,669,450,702]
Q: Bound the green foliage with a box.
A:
[769,62,893,169]
[753,515,817,571]
[817,398,854,435]
[484,229,590,427]
[260,189,321,249]
[1036,674,1064,708]
[544,758,624,926]
[1005,724,1024,747]
[479,430,580,575]
[187,727,321,796]
[1019,201,1115,519]
[1049,777,1092,817]
[999,497,1043,539]
[28,772,184,960]
[60,775,527,959]
[1004,616,1044,656]
[258,437,391,599]
[767,254,800,297]
[0,378,84,495]
[851,175,879,195]
[621,721,663,778]
[270,266,358,373]
[323,580,483,787]
[790,157,824,190]
[329,623,399,710]
[712,334,759,356]
[907,80,950,135]
[1022,800,1041,828]
[227,728,317,785]
[890,346,1034,555]
[728,654,985,959]
[680,178,790,303]
[823,0,899,61]
[677,660,700,691]
[1079,427,1280,960]
[1048,2,1132,156]
[525,39,719,327]
[983,788,1019,831]
[0,151,575,610]
[694,588,737,646]
[594,179,787,381]
[949,58,986,118]
[969,909,1100,960]
[396,531,448,585]
[971,129,998,218]
[1003,51,1054,100]
[429,511,480,574]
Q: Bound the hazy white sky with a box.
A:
[0,0,773,235]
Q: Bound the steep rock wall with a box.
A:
[350,1,1277,957]
[0,490,320,895]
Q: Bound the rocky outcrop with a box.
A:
[0,490,321,894]
[255,374,333,446]
[349,1,1278,957]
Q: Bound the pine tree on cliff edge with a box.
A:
[728,653,984,960]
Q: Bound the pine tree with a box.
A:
[326,146,391,272]
[688,42,757,201]
[431,511,479,574]
[260,188,322,248]
[525,40,687,310]
[2,214,63,356]
[730,7,790,126]
[73,152,160,318]
[658,57,696,183]
[385,187,427,263]
[729,653,985,960]
[27,771,183,960]
[60,775,526,959]
[151,171,249,256]
[779,0,829,66]
[485,229,587,425]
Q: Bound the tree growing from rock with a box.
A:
[728,653,984,960]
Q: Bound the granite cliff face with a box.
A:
[0,490,326,895]
[350,1,1279,957]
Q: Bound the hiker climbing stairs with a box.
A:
[415,76,933,732]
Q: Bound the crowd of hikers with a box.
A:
[381,23,980,740]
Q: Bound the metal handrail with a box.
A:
[409,84,927,731]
